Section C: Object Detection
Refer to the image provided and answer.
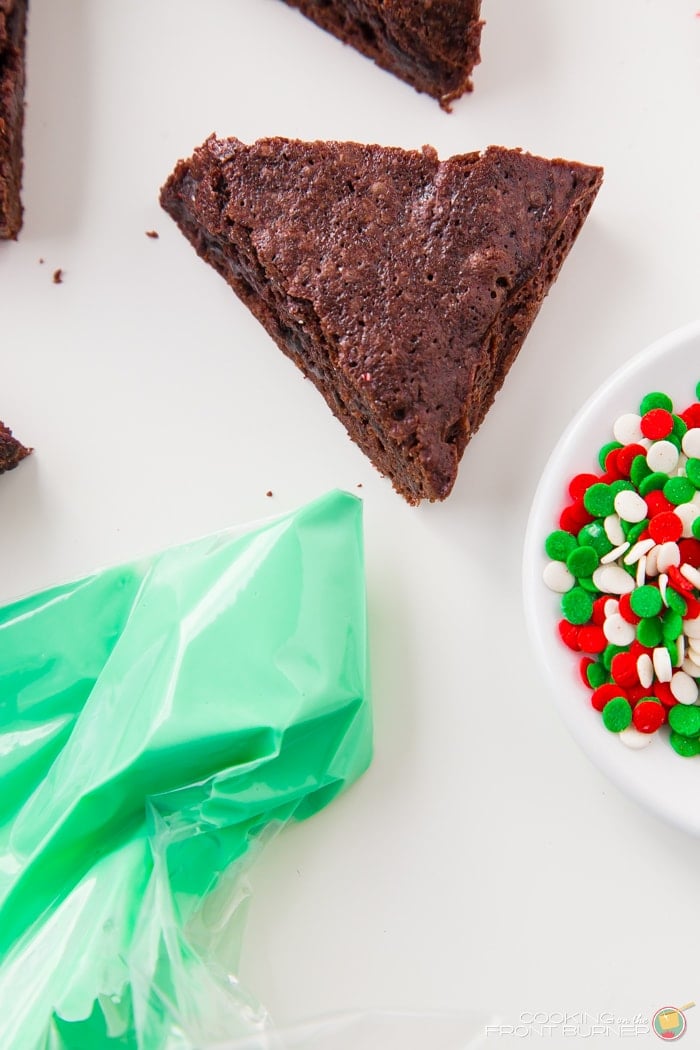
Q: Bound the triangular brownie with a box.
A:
[161,137,602,503]
[281,0,484,110]
[0,0,28,239]
[0,419,31,473]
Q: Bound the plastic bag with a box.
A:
[0,491,372,1049]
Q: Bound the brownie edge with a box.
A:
[0,0,28,239]
[281,0,484,109]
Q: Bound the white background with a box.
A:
[1,0,700,1044]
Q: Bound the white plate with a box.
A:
[523,319,700,836]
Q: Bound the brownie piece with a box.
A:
[0,0,27,239]
[0,419,31,472]
[160,136,602,504]
[281,0,483,109]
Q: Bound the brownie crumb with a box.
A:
[145,230,159,239]
[52,268,63,284]
[265,490,273,497]
[0,420,31,473]
[38,257,44,264]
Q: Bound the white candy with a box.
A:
[653,646,673,683]
[624,538,655,565]
[637,652,654,689]
[684,617,700,639]
[646,440,680,473]
[675,501,700,538]
[645,545,659,577]
[656,541,681,572]
[604,598,620,617]
[543,561,575,593]
[681,563,700,589]
[603,613,636,646]
[614,490,648,523]
[592,564,636,595]
[676,634,685,667]
[619,725,654,750]
[682,428,700,459]
[604,514,626,546]
[682,655,700,678]
[613,412,643,445]
[670,670,699,705]
[635,554,647,588]
[600,541,630,564]
[658,572,669,606]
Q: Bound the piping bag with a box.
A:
[0,491,372,1048]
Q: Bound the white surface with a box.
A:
[524,321,700,837]
[2,0,700,1043]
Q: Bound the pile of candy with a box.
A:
[544,382,700,755]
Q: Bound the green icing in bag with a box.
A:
[0,491,372,1048]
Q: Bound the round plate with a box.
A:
[523,320,700,835]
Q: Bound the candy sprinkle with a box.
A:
[543,380,700,757]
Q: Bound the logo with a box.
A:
[653,1004,694,1041]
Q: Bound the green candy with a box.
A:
[586,661,608,689]
[603,643,627,671]
[567,545,599,578]
[670,731,700,758]
[666,588,688,616]
[664,476,695,505]
[672,414,688,440]
[602,696,632,732]
[578,576,601,594]
[693,517,700,541]
[561,587,594,625]
[639,472,668,495]
[637,617,663,648]
[583,483,616,518]
[630,584,663,619]
[685,458,700,488]
[598,441,622,471]
[662,608,684,642]
[545,529,578,561]
[669,705,700,738]
[630,455,652,487]
[623,519,649,544]
[610,479,635,496]
[640,391,673,414]
[578,522,614,557]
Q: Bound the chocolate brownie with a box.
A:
[160,136,602,503]
[281,0,483,109]
[0,419,31,472]
[0,0,27,239]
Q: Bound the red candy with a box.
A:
[679,539,700,568]
[618,593,641,625]
[616,443,647,476]
[591,683,628,712]
[591,596,609,626]
[578,625,606,653]
[610,651,639,688]
[680,403,700,428]
[633,698,666,733]
[558,620,581,652]
[648,511,682,543]
[568,473,600,501]
[559,501,594,532]
[645,491,674,517]
[641,408,674,439]
[653,681,677,708]
[668,565,695,594]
